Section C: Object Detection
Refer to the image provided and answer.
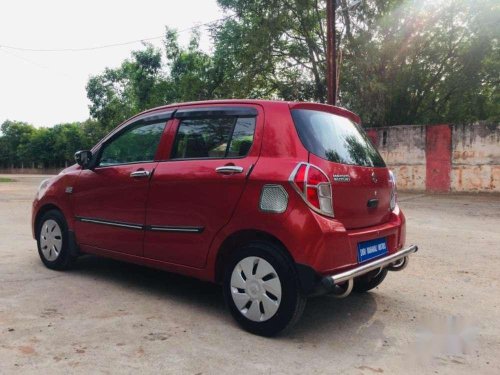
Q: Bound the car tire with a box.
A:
[353,268,388,293]
[223,241,306,337]
[36,209,76,270]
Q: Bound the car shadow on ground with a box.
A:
[71,255,379,340]
[73,255,227,315]
[291,293,378,341]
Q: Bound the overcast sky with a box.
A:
[0,0,222,127]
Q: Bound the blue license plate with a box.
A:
[357,238,388,263]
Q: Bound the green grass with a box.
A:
[0,177,15,183]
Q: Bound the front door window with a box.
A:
[100,122,165,167]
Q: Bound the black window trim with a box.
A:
[224,117,238,158]
[139,110,175,125]
[97,110,174,150]
[174,106,258,119]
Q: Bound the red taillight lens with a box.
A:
[307,166,327,185]
[290,163,334,217]
[307,186,320,208]
[293,164,307,192]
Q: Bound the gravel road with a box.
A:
[1,175,499,374]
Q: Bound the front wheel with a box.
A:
[223,241,306,336]
[37,209,76,270]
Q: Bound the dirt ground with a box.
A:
[0,175,499,374]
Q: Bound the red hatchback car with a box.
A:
[32,100,417,336]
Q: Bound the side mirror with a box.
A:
[75,150,93,169]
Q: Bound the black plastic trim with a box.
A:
[67,230,80,256]
[296,263,322,295]
[246,163,255,178]
[175,106,258,119]
[140,111,175,124]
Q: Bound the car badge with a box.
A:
[371,171,378,183]
[333,174,350,183]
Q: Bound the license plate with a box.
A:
[357,238,388,263]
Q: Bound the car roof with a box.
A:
[129,99,361,125]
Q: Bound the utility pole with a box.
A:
[326,0,336,106]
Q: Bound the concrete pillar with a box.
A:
[425,124,452,192]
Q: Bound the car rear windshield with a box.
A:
[291,109,385,167]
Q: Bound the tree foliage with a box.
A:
[86,0,498,127]
[86,45,167,133]
[1,0,498,169]
[213,0,499,125]
[0,120,99,169]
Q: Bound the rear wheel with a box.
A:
[223,241,306,336]
[37,210,76,270]
[353,268,388,293]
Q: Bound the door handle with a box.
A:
[215,166,244,174]
[130,170,151,178]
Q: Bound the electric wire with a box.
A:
[0,15,233,53]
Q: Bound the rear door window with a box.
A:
[171,117,256,159]
[291,109,385,167]
[227,118,256,157]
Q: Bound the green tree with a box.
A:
[165,28,219,101]
[214,0,499,125]
[86,29,225,131]
[28,127,56,168]
[80,119,107,148]
[340,0,500,125]
[214,0,327,100]
[0,120,36,168]
[86,44,167,133]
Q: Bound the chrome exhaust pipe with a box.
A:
[328,256,409,297]
[387,256,409,272]
[330,278,354,298]
[330,259,406,298]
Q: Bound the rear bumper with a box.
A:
[284,204,407,276]
[297,244,418,296]
[324,244,418,285]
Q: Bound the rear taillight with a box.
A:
[289,163,334,217]
[389,170,397,211]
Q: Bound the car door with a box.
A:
[73,116,170,256]
[143,105,263,268]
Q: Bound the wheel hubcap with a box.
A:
[40,219,62,261]
[230,256,282,322]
